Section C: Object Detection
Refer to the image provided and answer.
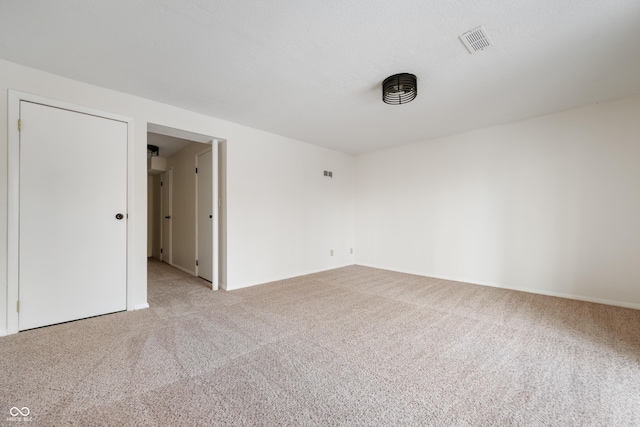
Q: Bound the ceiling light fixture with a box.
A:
[382,73,417,105]
[147,144,159,158]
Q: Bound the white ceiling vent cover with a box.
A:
[459,26,492,54]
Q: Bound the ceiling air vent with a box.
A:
[459,26,492,54]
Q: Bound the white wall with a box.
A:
[0,59,356,334]
[356,94,640,308]
[228,131,355,288]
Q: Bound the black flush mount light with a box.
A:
[382,73,417,105]
[147,144,159,157]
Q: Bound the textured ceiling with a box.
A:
[1,0,639,154]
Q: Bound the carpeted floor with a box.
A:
[1,259,639,426]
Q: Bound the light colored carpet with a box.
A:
[1,259,639,426]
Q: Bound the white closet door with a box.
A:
[19,101,128,330]
[197,150,213,282]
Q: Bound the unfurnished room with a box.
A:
[1,1,639,425]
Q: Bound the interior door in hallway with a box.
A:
[196,150,213,282]
[161,169,172,264]
[18,101,128,330]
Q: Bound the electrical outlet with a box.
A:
[330,249,334,256]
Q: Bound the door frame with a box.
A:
[147,123,220,291]
[7,90,135,335]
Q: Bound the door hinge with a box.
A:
[218,198,221,207]
[195,167,198,174]
[161,181,163,187]
[16,300,20,312]
[160,248,163,254]
[196,260,199,266]
[17,119,21,132]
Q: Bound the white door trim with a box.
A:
[147,123,220,291]
[7,90,135,335]
[211,144,219,291]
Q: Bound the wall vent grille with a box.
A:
[459,26,492,54]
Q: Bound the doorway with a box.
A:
[146,123,225,290]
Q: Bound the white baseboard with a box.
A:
[170,263,196,276]
[356,263,640,311]
[134,303,150,310]
[226,263,356,291]
[0,329,7,337]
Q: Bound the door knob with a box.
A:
[115,213,124,220]
[165,216,171,219]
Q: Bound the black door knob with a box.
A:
[165,216,171,219]
[115,213,124,220]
